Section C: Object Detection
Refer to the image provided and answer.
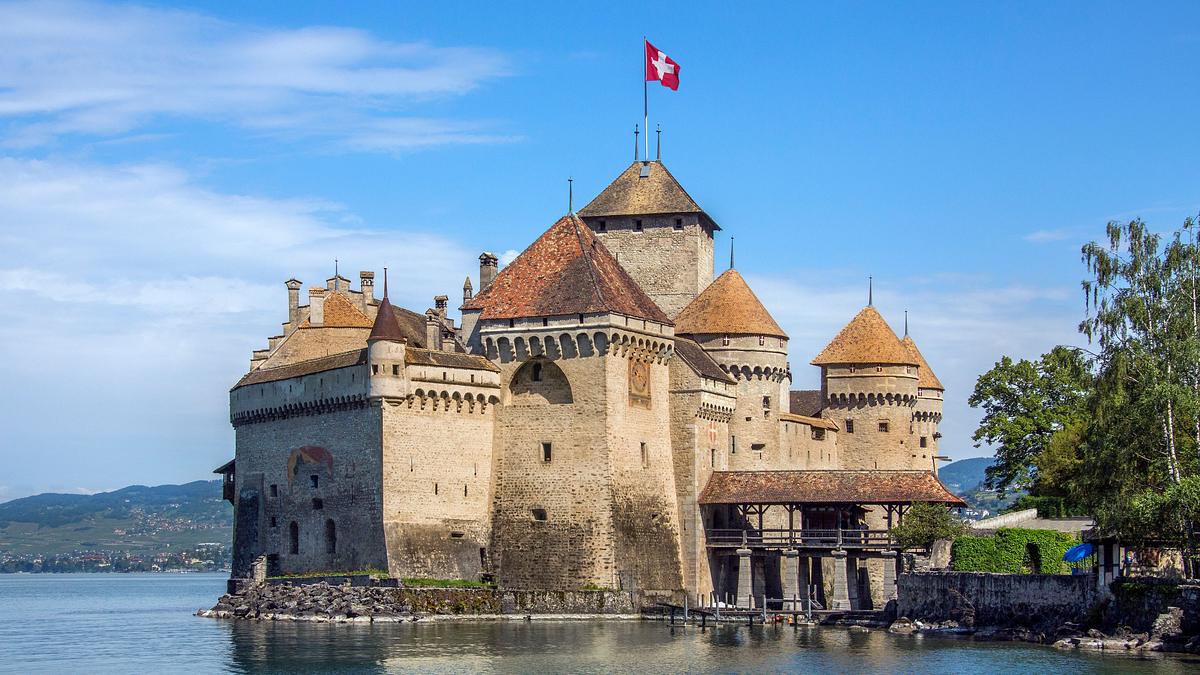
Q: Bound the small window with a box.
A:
[312,498,323,510]
[876,366,883,372]
[812,428,826,441]
[470,374,475,383]
[722,334,731,346]
[920,436,928,448]
[598,220,607,232]
[640,442,649,468]
[450,531,465,539]
[762,396,771,409]
[878,421,889,433]
[710,448,717,468]
[579,314,585,323]
[541,442,552,463]
[779,338,785,348]
[270,484,278,498]
[325,519,336,555]
[532,363,543,382]
[542,318,549,327]
[434,483,439,495]
[849,365,857,373]
[442,371,447,381]
[270,516,277,528]
[674,218,683,230]
[289,522,299,554]
[759,335,765,346]
[731,436,737,454]
[464,484,468,497]
[845,420,855,434]
[372,365,379,375]
[310,475,319,489]
[508,319,515,328]
[392,364,400,376]
[635,219,643,231]
[906,365,913,374]
[751,443,766,453]
[531,508,548,522]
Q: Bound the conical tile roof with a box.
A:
[674,269,786,338]
[368,297,407,343]
[901,335,944,390]
[811,306,916,366]
[579,160,718,229]
[461,214,671,324]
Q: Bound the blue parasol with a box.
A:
[1063,543,1095,563]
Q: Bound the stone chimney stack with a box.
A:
[286,278,303,327]
[462,276,473,304]
[425,311,441,351]
[479,252,499,291]
[360,271,375,307]
[309,288,326,326]
[434,295,449,318]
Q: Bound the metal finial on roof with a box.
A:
[868,276,873,306]
[730,237,735,270]
[383,267,389,299]
[568,176,574,214]
[335,258,338,278]
[633,124,640,162]
[904,310,909,337]
[656,124,661,160]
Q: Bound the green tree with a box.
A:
[968,346,1092,496]
[889,502,967,550]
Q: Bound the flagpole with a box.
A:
[643,36,649,163]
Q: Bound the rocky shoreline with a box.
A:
[197,580,638,623]
[887,610,1200,655]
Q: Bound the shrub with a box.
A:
[401,577,494,589]
[889,502,968,550]
[951,528,1078,574]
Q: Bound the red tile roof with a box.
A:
[368,297,407,343]
[578,160,716,229]
[901,335,945,390]
[232,349,367,389]
[811,306,917,366]
[674,269,787,339]
[698,470,966,506]
[461,214,671,324]
[674,337,735,384]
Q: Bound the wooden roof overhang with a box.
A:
[698,470,967,508]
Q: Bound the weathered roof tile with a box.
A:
[674,269,787,339]
[811,306,916,366]
[674,337,735,383]
[462,214,671,324]
[902,335,945,390]
[698,470,966,506]
[579,160,716,228]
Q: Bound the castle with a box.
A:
[218,157,964,609]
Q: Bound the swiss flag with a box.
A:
[645,40,680,91]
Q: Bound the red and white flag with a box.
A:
[645,40,680,91]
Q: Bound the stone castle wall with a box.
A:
[821,364,921,470]
[380,389,496,581]
[587,213,715,318]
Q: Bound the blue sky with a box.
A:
[1,0,1198,500]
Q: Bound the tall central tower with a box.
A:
[578,160,718,318]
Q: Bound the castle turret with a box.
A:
[579,160,718,318]
[901,333,945,472]
[367,290,408,400]
[812,306,919,470]
[673,268,790,468]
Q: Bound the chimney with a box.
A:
[286,278,303,327]
[309,288,326,326]
[479,252,499,291]
[360,271,375,307]
[434,295,449,318]
[425,311,440,351]
[462,276,473,304]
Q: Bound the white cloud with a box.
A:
[0,156,480,496]
[0,0,512,150]
[1024,229,1074,243]
[498,249,521,267]
[749,272,1082,462]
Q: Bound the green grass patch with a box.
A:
[401,577,493,589]
[269,568,389,580]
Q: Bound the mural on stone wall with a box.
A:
[629,359,651,408]
[287,446,334,485]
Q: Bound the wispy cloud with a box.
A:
[1024,228,1074,243]
[0,0,513,151]
[0,156,481,495]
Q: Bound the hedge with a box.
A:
[951,527,1079,574]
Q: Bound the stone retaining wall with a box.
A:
[896,571,1098,632]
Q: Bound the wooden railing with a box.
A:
[704,528,894,550]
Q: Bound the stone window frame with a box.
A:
[845,419,855,434]
[878,420,890,433]
[531,507,548,522]
[640,441,649,468]
[540,441,552,463]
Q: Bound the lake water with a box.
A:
[0,573,1196,673]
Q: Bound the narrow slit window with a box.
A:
[674,218,683,230]
[541,442,552,463]
[640,442,648,468]
[635,219,643,231]
[310,475,319,489]
[845,419,855,434]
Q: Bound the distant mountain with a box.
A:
[939,456,1021,513]
[0,480,231,572]
[939,457,994,495]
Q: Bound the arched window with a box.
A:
[325,519,336,555]
[289,521,299,555]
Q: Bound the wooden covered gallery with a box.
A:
[699,470,966,611]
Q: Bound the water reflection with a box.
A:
[224,619,1200,675]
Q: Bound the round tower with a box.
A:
[812,306,920,470]
[674,269,790,469]
[367,292,408,400]
[901,333,945,472]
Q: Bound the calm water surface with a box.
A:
[0,573,1197,674]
